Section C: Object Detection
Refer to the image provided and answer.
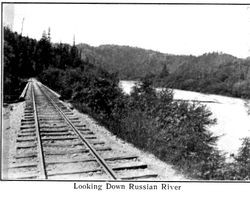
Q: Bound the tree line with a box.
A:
[4,27,87,102]
[153,53,250,98]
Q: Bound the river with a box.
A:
[119,80,250,158]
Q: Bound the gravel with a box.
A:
[2,102,25,179]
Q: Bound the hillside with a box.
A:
[77,44,193,79]
[77,44,240,79]
[77,44,250,98]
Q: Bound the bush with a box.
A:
[3,74,26,102]
[106,78,221,179]
[204,137,250,180]
[232,138,250,180]
[39,67,65,94]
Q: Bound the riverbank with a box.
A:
[119,80,250,157]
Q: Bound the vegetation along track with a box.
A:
[9,79,158,180]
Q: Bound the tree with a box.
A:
[35,30,53,74]
[159,64,169,78]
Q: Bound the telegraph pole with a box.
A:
[21,17,25,35]
[73,34,75,46]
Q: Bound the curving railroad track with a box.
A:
[9,79,158,180]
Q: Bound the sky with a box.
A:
[3,3,250,58]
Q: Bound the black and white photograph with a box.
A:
[1,0,250,187]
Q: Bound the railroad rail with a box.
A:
[9,79,158,180]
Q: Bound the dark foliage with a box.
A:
[77,44,191,80]
[226,138,250,180]
[3,27,84,102]
[158,55,250,98]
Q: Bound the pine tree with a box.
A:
[159,64,169,78]
[35,30,53,74]
[48,27,51,42]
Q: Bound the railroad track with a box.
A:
[9,79,158,180]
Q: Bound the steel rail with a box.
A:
[19,81,30,101]
[31,81,48,179]
[35,81,118,180]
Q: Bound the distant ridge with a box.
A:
[76,43,238,80]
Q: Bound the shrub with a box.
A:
[232,138,250,180]
[39,67,65,94]
[109,78,221,179]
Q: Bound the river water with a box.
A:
[119,80,250,157]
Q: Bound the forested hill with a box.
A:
[77,44,250,98]
[77,44,240,79]
[77,44,191,79]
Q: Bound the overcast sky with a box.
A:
[3,3,250,58]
